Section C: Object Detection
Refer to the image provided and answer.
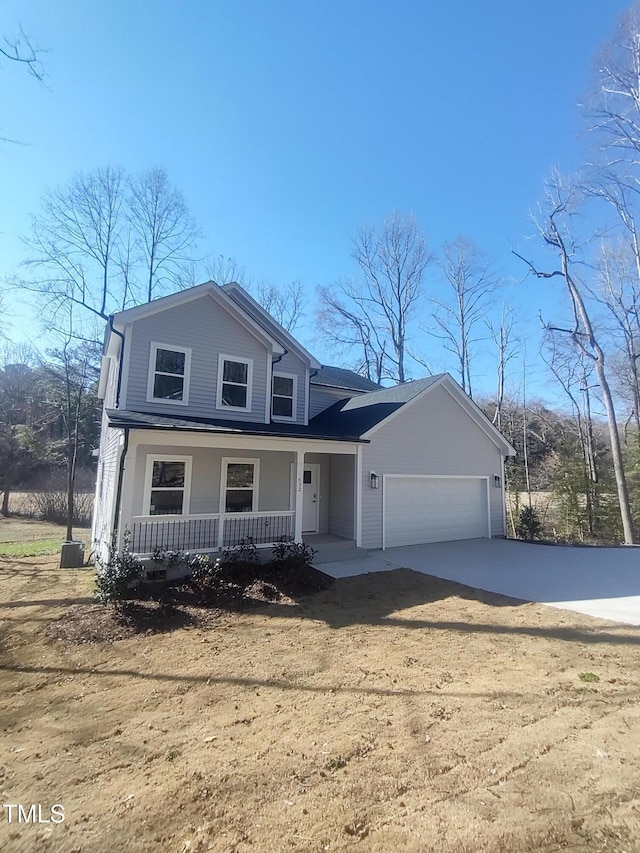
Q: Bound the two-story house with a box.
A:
[91,281,515,564]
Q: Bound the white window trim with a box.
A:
[219,457,260,514]
[143,455,192,516]
[272,371,297,422]
[216,355,253,413]
[146,342,191,406]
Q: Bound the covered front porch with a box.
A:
[116,429,360,556]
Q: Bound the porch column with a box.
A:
[293,448,305,543]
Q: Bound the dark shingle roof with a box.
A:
[310,366,381,392]
[308,375,445,436]
[106,409,368,442]
[309,400,403,437]
[339,375,445,409]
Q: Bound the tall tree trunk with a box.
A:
[557,225,635,543]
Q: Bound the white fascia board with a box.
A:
[222,282,320,368]
[110,282,285,355]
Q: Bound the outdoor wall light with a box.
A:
[370,471,380,489]
[494,475,501,488]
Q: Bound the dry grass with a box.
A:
[1,529,640,852]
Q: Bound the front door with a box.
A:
[302,464,320,533]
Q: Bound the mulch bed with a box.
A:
[45,561,334,645]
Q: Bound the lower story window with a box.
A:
[222,459,258,513]
[145,457,191,515]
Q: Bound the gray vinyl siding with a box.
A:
[309,386,364,418]
[361,385,506,549]
[92,423,123,562]
[123,294,269,422]
[272,351,307,424]
[131,445,295,516]
[304,453,331,534]
[329,455,355,539]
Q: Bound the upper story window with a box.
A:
[147,343,191,406]
[143,456,192,516]
[272,373,297,420]
[217,355,253,412]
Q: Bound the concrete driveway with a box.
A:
[321,538,640,626]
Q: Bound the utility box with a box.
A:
[60,541,85,568]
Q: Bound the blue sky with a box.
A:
[1,0,632,402]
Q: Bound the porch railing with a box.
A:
[130,510,295,554]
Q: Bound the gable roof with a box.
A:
[109,282,285,355]
[309,373,516,455]
[221,282,321,369]
[310,366,381,392]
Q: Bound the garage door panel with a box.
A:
[384,477,488,548]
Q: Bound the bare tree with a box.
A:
[19,166,126,329]
[431,237,498,397]
[1,27,46,145]
[316,282,387,382]
[542,332,600,536]
[14,166,201,341]
[516,176,636,544]
[585,2,640,161]
[128,167,200,302]
[44,341,97,542]
[206,255,248,288]
[1,28,45,81]
[255,281,305,332]
[318,212,431,383]
[595,239,640,444]
[486,302,519,429]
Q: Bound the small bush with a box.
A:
[95,533,143,604]
[578,671,600,683]
[217,539,261,581]
[189,553,223,587]
[151,547,189,571]
[222,539,259,564]
[271,538,317,577]
[516,505,543,541]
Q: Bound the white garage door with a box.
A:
[384,476,489,548]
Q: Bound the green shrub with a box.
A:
[189,553,222,586]
[515,505,543,541]
[271,538,317,576]
[95,533,143,604]
[222,539,259,564]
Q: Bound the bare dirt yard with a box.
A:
[1,529,640,852]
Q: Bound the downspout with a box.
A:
[110,427,129,554]
[109,316,126,408]
[272,348,288,366]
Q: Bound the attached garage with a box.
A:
[382,475,491,549]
